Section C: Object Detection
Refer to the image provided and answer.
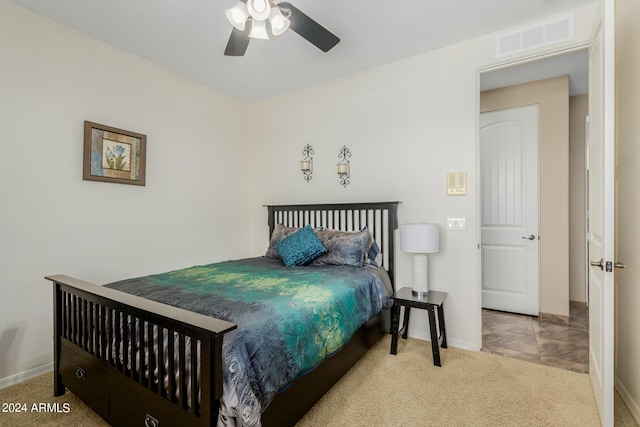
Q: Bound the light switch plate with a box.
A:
[447,217,466,230]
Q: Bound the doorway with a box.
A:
[477,46,590,369]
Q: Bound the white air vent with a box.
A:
[496,14,574,58]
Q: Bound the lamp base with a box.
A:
[411,253,430,296]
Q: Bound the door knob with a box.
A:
[615,261,626,269]
[521,234,535,240]
[591,258,604,270]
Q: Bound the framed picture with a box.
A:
[83,121,146,186]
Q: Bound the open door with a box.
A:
[588,1,615,425]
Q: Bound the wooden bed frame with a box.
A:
[46,201,399,427]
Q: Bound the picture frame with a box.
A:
[83,121,146,186]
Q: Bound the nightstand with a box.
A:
[390,287,448,366]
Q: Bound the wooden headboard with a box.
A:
[266,202,400,288]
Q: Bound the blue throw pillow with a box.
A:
[276,225,327,267]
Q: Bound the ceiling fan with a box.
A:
[224,0,340,56]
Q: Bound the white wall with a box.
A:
[0,1,250,384]
[247,4,598,350]
[569,94,588,303]
[614,0,640,422]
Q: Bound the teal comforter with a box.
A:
[106,256,392,426]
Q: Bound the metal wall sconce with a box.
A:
[337,145,351,187]
[300,144,314,182]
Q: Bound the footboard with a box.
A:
[46,274,237,427]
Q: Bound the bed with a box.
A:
[46,201,399,427]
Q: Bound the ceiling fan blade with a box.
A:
[224,27,250,56]
[278,2,340,52]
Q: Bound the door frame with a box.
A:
[475,41,591,349]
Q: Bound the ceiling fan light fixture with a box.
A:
[269,8,290,36]
[249,19,269,40]
[223,1,340,56]
[247,0,271,21]
[225,1,249,31]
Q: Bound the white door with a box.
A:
[480,105,539,316]
[588,2,615,425]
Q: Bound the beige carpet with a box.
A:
[299,336,601,427]
[0,336,636,426]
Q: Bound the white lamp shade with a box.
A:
[249,19,269,40]
[225,1,249,31]
[247,0,271,21]
[269,8,290,36]
[400,223,439,254]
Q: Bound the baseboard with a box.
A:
[0,363,53,390]
[539,311,570,324]
[444,338,477,351]
[615,376,640,425]
[570,300,587,309]
[406,331,477,351]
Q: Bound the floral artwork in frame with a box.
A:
[83,121,146,186]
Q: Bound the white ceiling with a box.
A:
[10,0,596,102]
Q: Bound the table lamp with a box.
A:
[400,223,440,296]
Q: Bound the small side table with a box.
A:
[390,287,448,366]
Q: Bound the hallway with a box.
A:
[481,301,589,373]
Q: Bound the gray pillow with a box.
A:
[312,229,370,267]
[265,224,300,259]
[362,225,383,268]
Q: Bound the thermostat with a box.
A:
[447,172,467,196]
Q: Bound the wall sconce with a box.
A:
[337,145,351,187]
[300,144,314,182]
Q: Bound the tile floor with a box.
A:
[481,301,589,373]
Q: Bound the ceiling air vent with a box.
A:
[496,14,574,58]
